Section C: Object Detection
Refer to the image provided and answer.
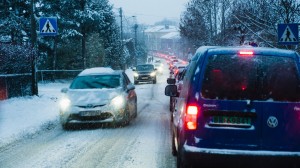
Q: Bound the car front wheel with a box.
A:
[121,106,131,126]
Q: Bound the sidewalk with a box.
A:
[0,82,70,147]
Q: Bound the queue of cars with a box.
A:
[58,46,300,167]
[165,46,300,168]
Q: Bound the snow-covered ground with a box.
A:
[0,81,70,147]
[0,69,135,147]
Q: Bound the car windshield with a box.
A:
[201,54,300,102]
[136,65,154,71]
[70,75,120,89]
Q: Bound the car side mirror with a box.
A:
[61,88,68,93]
[165,85,178,97]
[167,78,176,84]
[127,83,135,91]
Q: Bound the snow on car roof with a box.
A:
[78,67,115,76]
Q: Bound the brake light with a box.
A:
[239,51,253,56]
[185,105,199,130]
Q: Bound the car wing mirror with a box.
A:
[127,83,135,91]
[165,85,178,97]
[167,78,176,84]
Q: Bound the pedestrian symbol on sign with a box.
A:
[41,19,56,33]
[278,24,298,45]
[39,17,57,36]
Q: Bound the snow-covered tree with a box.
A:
[0,0,31,44]
[180,0,208,53]
[36,0,122,70]
[181,0,300,50]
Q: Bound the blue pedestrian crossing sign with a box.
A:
[39,17,58,36]
[278,23,299,45]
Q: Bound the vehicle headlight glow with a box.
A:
[150,72,156,77]
[133,72,139,77]
[59,98,71,111]
[111,95,125,109]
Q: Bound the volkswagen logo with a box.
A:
[267,116,278,128]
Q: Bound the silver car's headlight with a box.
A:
[111,95,125,109]
[59,98,71,111]
[133,72,139,77]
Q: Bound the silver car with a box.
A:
[59,67,137,129]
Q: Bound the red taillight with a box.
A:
[185,105,199,130]
[239,51,253,56]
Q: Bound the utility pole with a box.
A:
[119,8,124,69]
[119,8,123,42]
[134,23,138,66]
[30,0,38,96]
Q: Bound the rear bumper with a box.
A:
[183,144,300,167]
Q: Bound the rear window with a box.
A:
[201,54,300,102]
[70,75,120,89]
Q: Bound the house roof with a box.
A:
[160,32,180,40]
[145,25,179,33]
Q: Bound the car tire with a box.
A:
[153,78,157,84]
[121,106,131,126]
[133,102,138,118]
[177,146,193,168]
[172,131,177,156]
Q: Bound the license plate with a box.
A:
[80,110,101,117]
[211,116,251,125]
[142,77,148,79]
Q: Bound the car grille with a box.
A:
[77,104,105,108]
[138,75,151,80]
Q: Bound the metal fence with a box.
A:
[0,70,83,100]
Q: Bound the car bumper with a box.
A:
[183,144,300,167]
[60,107,126,124]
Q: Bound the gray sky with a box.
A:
[109,0,189,25]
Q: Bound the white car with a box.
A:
[59,67,137,129]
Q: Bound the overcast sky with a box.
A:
[108,0,189,25]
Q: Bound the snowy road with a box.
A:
[0,69,176,168]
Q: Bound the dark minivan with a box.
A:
[165,46,300,168]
